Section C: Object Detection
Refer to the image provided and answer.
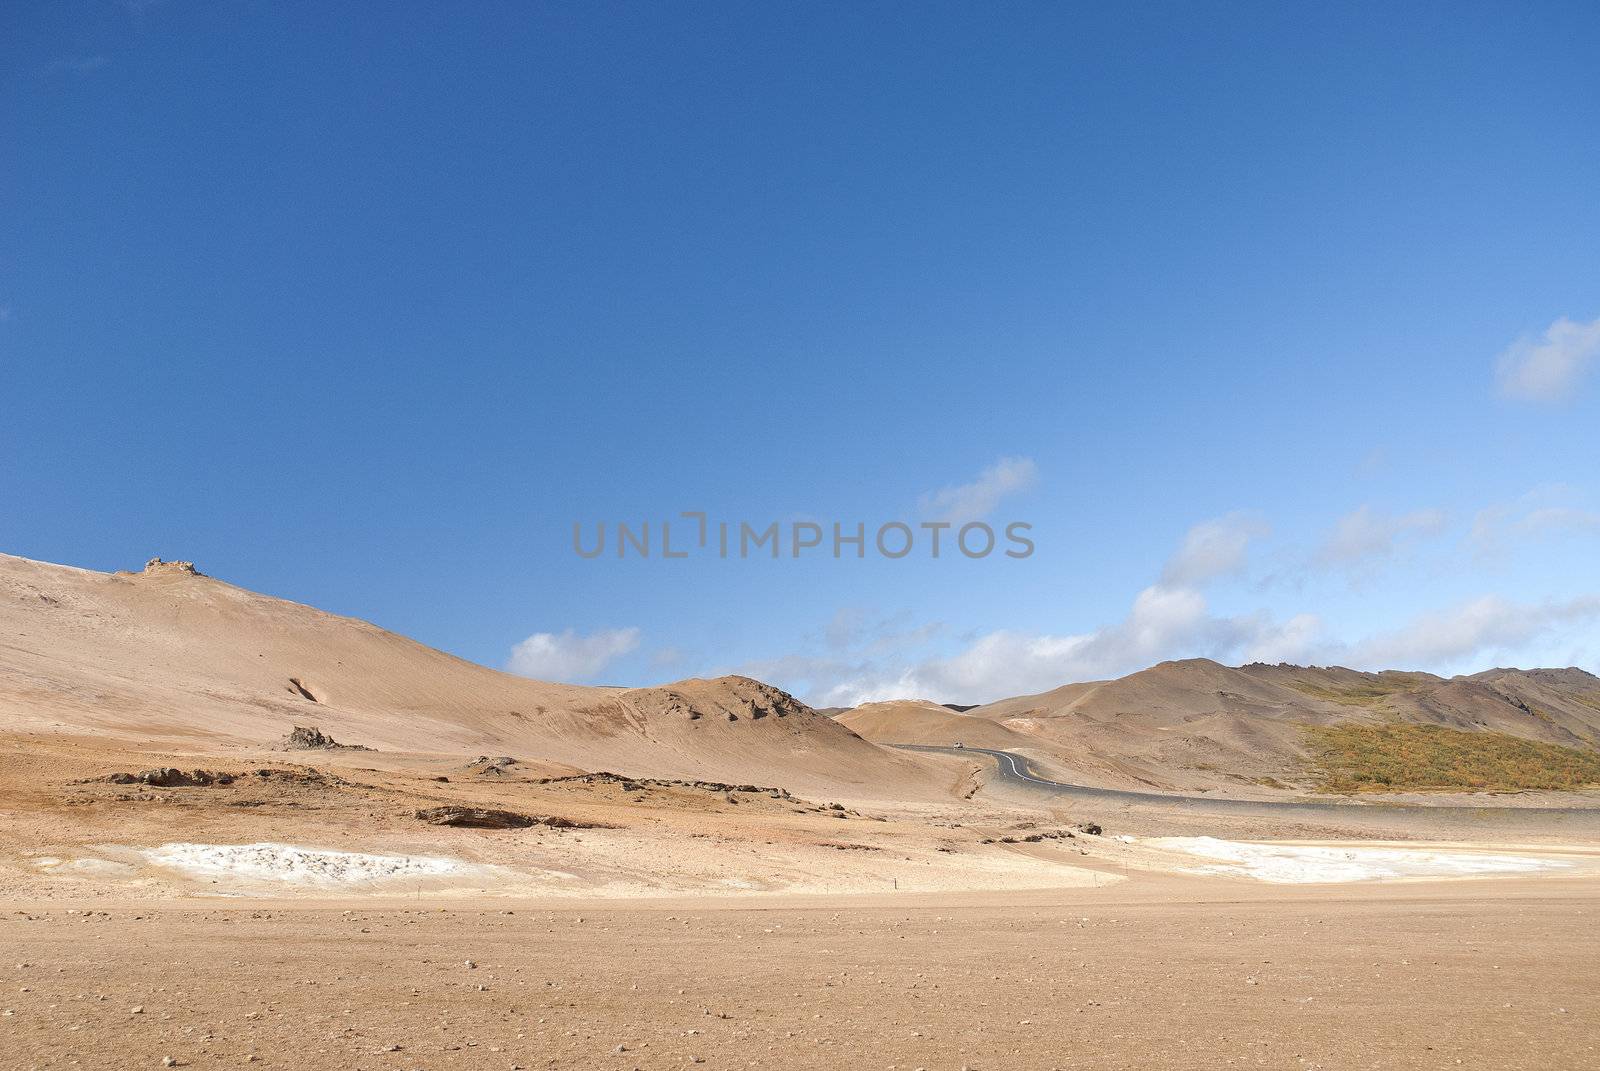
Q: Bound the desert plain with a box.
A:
[3,553,1599,1070]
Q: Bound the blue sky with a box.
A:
[4,1,1599,704]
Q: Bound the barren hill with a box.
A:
[850,658,1600,795]
[0,553,938,798]
[836,699,1041,751]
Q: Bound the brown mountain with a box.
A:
[843,658,1600,794]
[0,553,940,799]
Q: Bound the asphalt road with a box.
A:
[893,742,1600,825]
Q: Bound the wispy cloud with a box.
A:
[918,456,1037,524]
[734,608,949,707]
[756,584,1324,708]
[743,516,1306,706]
[1495,314,1600,403]
[873,587,1319,704]
[507,627,640,683]
[1160,511,1270,586]
[1471,486,1600,559]
[41,56,109,75]
[823,607,944,655]
[765,584,1600,707]
[649,646,685,669]
[1315,505,1447,570]
[1342,595,1600,669]
[721,498,1600,707]
[1353,446,1388,478]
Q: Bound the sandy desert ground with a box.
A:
[4,554,1600,1069]
[6,878,1599,1071]
[5,728,1599,1071]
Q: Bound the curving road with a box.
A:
[893,742,1600,823]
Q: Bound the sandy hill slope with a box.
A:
[836,699,1042,751]
[925,658,1600,794]
[0,553,939,798]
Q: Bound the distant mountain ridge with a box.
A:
[841,658,1600,795]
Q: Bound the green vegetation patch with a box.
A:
[1286,675,1429,708]
[1288,682,1396,708]
[1306,723,1600,793]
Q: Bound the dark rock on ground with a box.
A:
[414,807,600,830]
[981,828,1076,846]
[106,768,235,788]
[282,725,371,751]
[531,771,798,801]
[415,806,538,829]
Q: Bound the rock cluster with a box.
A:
[414,806,537,829]
[532,770,797,800]
[980,828,1080,845]
[282,725,370,751]
[464,756,518,776]
[106,768,234,788]
[143,557,203,576]
[414,806,588,830]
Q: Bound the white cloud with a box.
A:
[732,652,895,708]
[649,646,685,669]
[759,583,1324,708]
[918,456,1038,524]
[908,585,1213,699]
[740,515,1304,706]
[781,586,1600,706]
[888,587,1326,704]
[1241,613,1324,665]
[1354,446,1388,478]
[42,56,108,75]
[772,585,1600,707]
[507,627,640,683]
[724,504,1600,709]
[1315,505,1447,569]
[823,607,944,655]
[1160,512,1270,586]
[1471,487,1600,558]
[735,610,949,707]
[1495,314,1600,402]
[1516,506,1600,536]
[1342,595,1600,669]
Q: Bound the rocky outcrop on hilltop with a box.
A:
[143,557,203,576]
[623,675,811,724]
